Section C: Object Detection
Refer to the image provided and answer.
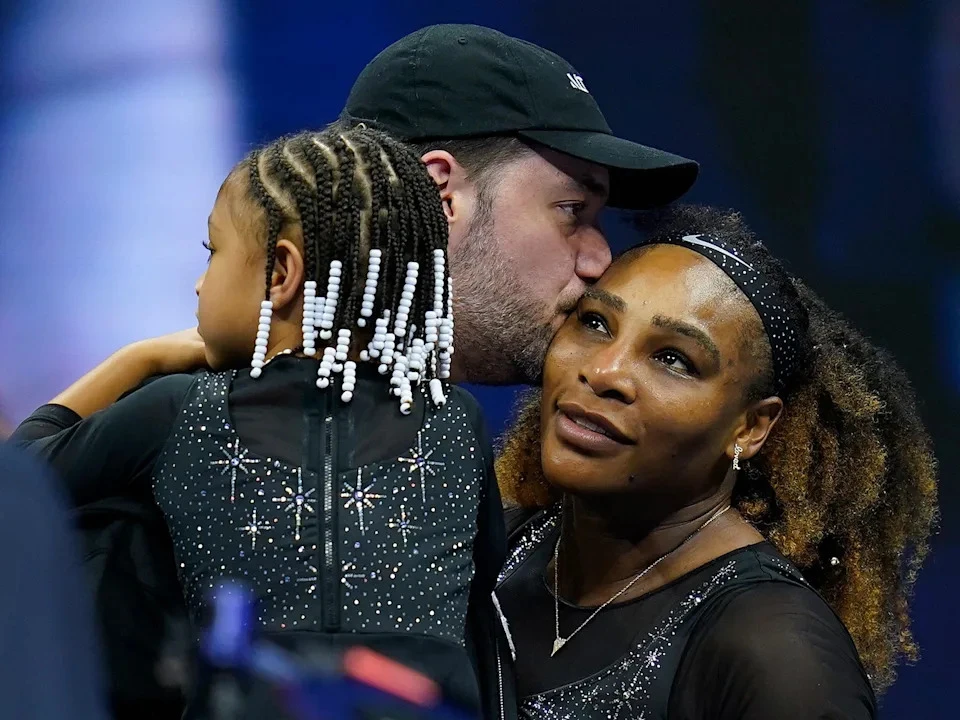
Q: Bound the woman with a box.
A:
[494,206,937,719]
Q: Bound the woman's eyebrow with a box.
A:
[652,314,721,365]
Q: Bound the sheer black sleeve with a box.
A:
[8,373,196,506]
[670,582,876,720]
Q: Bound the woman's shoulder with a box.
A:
[702,579,850,646]
[674,563,875,718]
[694,545,855,656]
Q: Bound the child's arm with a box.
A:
[48,328,205,419]
[9,329,206,505]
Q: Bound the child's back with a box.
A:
[11,126,510,718]
[157,360,499,693]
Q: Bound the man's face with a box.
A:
[446,147,612,385]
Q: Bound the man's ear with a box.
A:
[421,150,457,220]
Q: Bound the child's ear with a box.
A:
[269,238,305,309]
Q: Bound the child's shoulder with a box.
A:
[442,383,487,424]
[119,369,206,403]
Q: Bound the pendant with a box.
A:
[551,637,567,657]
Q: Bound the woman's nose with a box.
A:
[579,345,636,404]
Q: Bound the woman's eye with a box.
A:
[654,350,696,375]
[578,311,608,334]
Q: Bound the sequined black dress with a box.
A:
[11,358,511,718]
[496,507,876,720]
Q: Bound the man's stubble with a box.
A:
[448,199,563,386]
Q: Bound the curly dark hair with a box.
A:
[496,205,939,692]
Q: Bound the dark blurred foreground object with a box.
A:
[0,444,109,720]
[179,581,478,720]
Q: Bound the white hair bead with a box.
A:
[429,377,446,407]
[303,280,317,354]
[340,360,357,403]
[368,310,390,359]
[334,328,351,364]
[249,300,274,379]
[359,249,381,324]
[316,346,336,388]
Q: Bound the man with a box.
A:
[337,24,699,384]
[336,25,699,719]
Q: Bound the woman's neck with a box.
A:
[553,488,762,607]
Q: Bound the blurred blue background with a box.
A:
[0,1,956,716]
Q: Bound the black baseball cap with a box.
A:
[341,24,698,209]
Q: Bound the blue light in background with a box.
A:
[0,0,241,422]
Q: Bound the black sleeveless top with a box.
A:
[12,359,511,718]
[152,370,482,643]
[496,507,876,720]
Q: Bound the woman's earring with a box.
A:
[732,444,743,471]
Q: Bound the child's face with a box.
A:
[195,174,267,370]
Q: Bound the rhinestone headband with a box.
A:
[644,232,804,392]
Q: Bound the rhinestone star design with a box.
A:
[341,469,385,536]
[297,564,318,595]
[341,561,370,591]
[272,468,316,541]
[643,648,663,668]
[398,431,445,505]
[211,441,259,503]
[387,504,422,548]
[239,509,272,550]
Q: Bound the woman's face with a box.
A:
[540,244,770,506]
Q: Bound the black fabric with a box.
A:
[498,511,875,720]
[670,581,875,720]
[11,356,512,720]
[341,24,698,209]
[0,444,109,720]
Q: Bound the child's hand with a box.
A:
[133,328,209,376]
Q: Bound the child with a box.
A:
[11,126,508,718]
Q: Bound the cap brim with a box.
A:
[518,129,699,210]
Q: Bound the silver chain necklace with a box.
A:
[551,504,731,657]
